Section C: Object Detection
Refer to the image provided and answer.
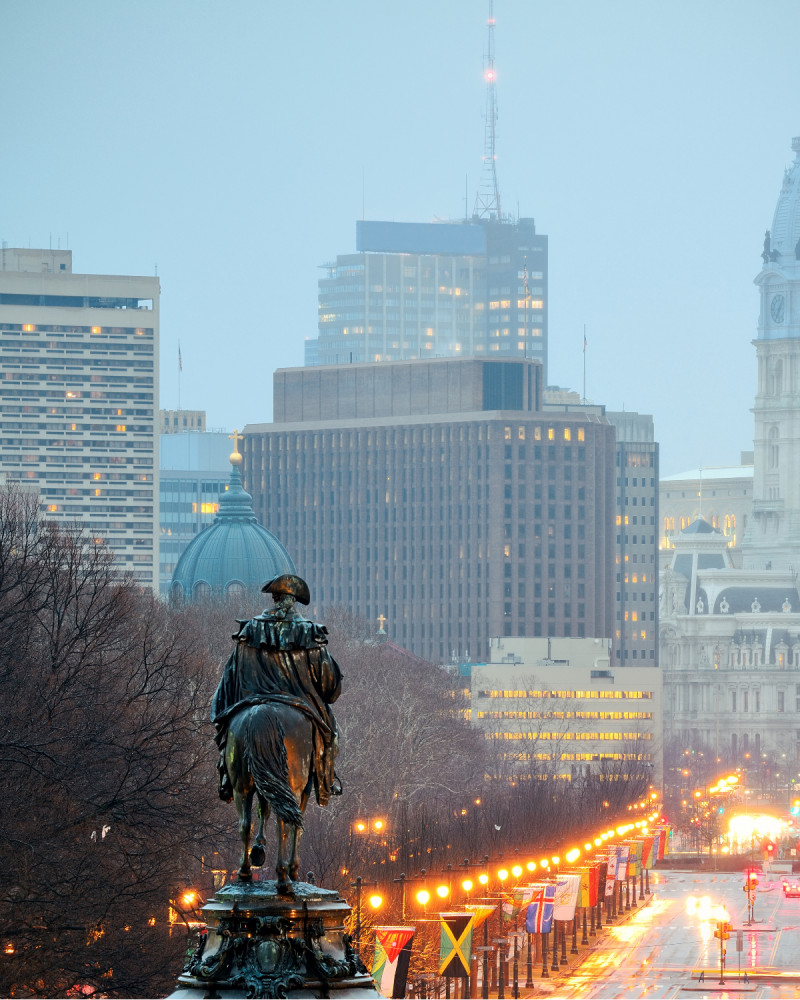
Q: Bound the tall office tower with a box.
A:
[309,10,549,377]
[605,412,659,666]
[0,248,159,588]
[743,136,800,569]
[313,218,548,374]
[242,357,615,664]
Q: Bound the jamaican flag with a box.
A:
[438,912,474,978]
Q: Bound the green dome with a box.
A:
[170,459,295,602]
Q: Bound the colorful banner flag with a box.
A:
[464,903,496,928]
[641,835,655,869]
[625,840,644,877]
[594,860,608,900]
[502,885,534,922]
[587,862,600,907]
[553,874,580,921]
[576,868,592,908]
[372,926,415,999]
[525,883,556,934]
[616,844,630,881]
[600,851,616,897]
[438,912,474,979]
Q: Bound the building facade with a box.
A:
[243,357,615,664]
[0,248,159,588]
[470,636,662,784]
[660,518,800,766]
[310,218,549,378]
[159,426,231,594]
[659,460,753,570]
[607,411,659,667]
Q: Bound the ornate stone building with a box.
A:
[661,518,800,766]
[661,135,800,777]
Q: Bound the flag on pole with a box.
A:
[525,883,556,934]
[372,926,415,999]
[438,912,474,979]
[464,903,496,928]
[553,875,580,921]
[178,342,183,372]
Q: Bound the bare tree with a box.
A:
[0,486,225,998]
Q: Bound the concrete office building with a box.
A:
[310,218,549,377]
[0,248,159,588]
[543,395,660,666]
[607,411,659,667]
[470,636,662,784]
[242,357,615,664]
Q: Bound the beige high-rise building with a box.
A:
[0,248,160,588]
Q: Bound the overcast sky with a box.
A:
[3,1,798,475]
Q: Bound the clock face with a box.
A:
[771,293,785,323]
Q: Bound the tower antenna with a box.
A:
[473,2,502,220]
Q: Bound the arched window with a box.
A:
[768,426,780,469]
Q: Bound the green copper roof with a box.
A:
[170,460,295,602]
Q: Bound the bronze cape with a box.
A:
[212,610,341,805]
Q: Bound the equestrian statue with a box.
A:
[211,574,342,892]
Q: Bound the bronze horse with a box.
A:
[223,700,315,890]
[213,575,342,893]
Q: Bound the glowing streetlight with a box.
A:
[511,865,522,879]
[436,885,450,900]
[416,889,431,907]
[369,894,383,909]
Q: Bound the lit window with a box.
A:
[564,428,571,441]
[22,324,35,332]
[91,326,101,334]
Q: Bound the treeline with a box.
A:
[0,486,651,997]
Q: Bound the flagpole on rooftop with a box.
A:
[582,325,587,404]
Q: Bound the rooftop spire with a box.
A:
[473,2,502,220]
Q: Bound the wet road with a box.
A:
[545,868,800,999]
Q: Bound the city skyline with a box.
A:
[3,1,799,474]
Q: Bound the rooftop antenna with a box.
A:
[473,2,502,220]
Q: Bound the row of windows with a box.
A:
[476,711,653,720]
[487,731,652,741]
[477,690,654,700]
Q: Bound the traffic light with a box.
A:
[743,875,759,892]
[714,921,732,940]
[791,799,800,816]
[766,841,777,857]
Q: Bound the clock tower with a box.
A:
[742,136,800,569]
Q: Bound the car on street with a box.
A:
[782,880,800,897]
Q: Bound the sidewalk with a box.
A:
[475,889,654,998]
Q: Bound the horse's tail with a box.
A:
[244,705,304,828]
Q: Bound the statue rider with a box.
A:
[211,574,342,806]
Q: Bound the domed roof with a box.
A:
[170,450,295,603]
[770,137,800,258]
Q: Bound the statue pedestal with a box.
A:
[171,880,380,999]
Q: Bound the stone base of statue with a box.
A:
[170,879,380,999]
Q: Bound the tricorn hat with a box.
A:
[262,574,310,605]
